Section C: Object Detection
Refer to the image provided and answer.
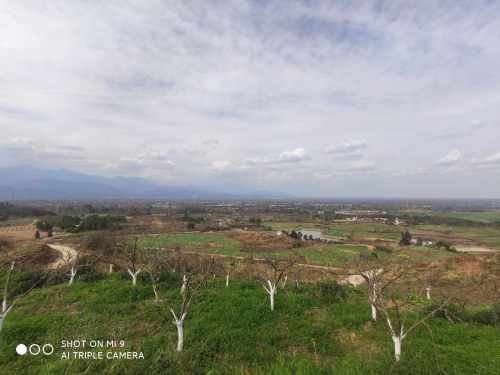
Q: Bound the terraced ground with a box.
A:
[137,232,457,267]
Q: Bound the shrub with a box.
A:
[375,245,393,254]
[435,240,456,252]
[424,302,466,322]
[399,230,412,246]
[59,215,81,231]
[35,220,53,231]
[470,304,500,325]
[77,263,104,283]
[79,214,126,231]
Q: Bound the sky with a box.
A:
[1,0,500,198]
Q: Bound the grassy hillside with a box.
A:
[1,273,499,374]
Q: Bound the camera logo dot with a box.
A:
[16,343,54,356]
[16,344,28,356]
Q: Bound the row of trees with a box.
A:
[2,236,497,362]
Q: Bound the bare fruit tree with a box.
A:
[1,261,15,319]
[224,260,241,288]
[375,290,453,362]
[1,261,44,333]
[168,257,215,352]
[143,246,170,302]
[260,257,296,312]
[345,256,406,321]
[84,231,119,274]
[68,252,79,285]
[117,237,144,287]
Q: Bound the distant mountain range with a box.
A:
[0,166,288,200]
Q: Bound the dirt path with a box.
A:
[47,244,78,269]
[455,245,498,253]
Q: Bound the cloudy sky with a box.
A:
[1,0,500,198]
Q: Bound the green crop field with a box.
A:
[410,224,500,249]
[138,234,374,266]
[1,273,499,374]
[326,227,345,237]
[138,233,241,256]
[136,232,458,267]
[297,244,370,266]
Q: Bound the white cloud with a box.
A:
[245,148,309,167]
[474,151,500,165]
[210,160,231,171]
[436,150,462,166]
[2,1,500,196]
[325,140,367,154]
[276,148,308,163]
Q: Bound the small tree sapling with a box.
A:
[167,258,215,352]
[260,257,296,311]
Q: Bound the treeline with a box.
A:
[0,202,55,221]
[392,213,500,227]
[38,214,126,233]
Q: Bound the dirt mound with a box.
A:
[5,244,59,270]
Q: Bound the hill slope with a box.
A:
[1,275,499,374]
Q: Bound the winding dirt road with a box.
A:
[47,244,78,269]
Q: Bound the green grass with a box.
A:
[137,233,454,266]
[138,234,369,266]
[138,233,241,256]
[1,274,499,374]
[327,228,345,237]
[297,245,369,266]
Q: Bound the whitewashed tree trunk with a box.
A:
[392,335,403,362]
[263,280,277,311]
[0,305,13,333]
[425,287,431,300]
[225,273,229,287]
[109,264,114,273]
[175,319,184,351]
[68,266,77,285]
[170,309,186,352]
[370,286,377,321]
[152,283,159,302]
[180,274,187,294]
[360,269,382,321]
[281,275,288,289]
[371,303,377,321]
[2,261,14,314]
[127,269,141,286]
[385,315,406,362]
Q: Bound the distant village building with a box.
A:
[411,238,434,247]
[393,217,401,225]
